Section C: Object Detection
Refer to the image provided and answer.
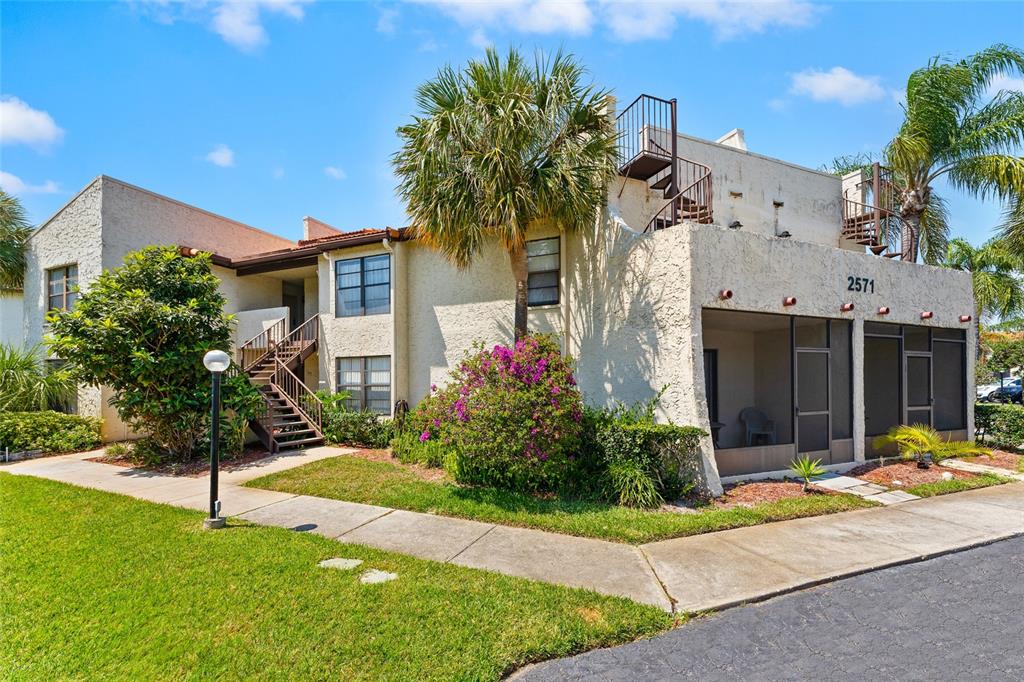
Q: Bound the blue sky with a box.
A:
[2,1,1022,245]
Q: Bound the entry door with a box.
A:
[904,351,933,426]
[795,349,831,456]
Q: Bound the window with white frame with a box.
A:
[335,254,390,317]
[336,356,391,414]
[527,238,559,306]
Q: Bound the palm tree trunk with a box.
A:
[510,244,529,342]
[901,210,921,262]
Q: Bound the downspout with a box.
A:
[382,237,400,416]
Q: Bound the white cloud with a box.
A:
[414,0,593,36]
[324,165,347,180]
[987,73,1024,98]
[212,0,309,51]
[789,67,885,106]
[205,144,235,167]
[377,5,399,33]
[0,171,59,195]
[469,28,492,49]
[598,0,818,42]
[0,96,64,147]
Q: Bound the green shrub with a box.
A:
[596,422,704,507]
[789,455,826,491]
[391,430,447,467]
[874,423,989,465]
[316,390,394,448]
[413,335,584,492]
[104,442,131,457]
[975,402,1024,450]
[606,459,662,508]
[0,411,102,453]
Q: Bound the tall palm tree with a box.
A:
[392,48,618,340]
[885,44,1024,263]
[0,190,33,295]
[940,237,1024,355]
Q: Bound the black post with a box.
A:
[206,371,224,528]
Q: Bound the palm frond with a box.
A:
[0,190,33,295]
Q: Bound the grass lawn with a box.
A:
[906,472,1010,498]
[246,455,878,544]
[0,473,672,680]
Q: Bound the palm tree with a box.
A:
[0,343,74,412]
[873,423,988,469]
[885,44,1024,263]
[0,190,33,295]
[392,48,618,340]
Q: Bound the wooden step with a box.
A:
[276,436,324,450]
[881,252,901,258]
[275,428,317,438]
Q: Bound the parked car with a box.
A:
[987,383,1023,404]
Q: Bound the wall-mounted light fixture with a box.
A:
[728,220,743,229]
[840,303,855,312]
[783,296,797,307]
[920,311,934,320]
[877,306,891,315]
[719,289,734,300]
[960,314,973,323]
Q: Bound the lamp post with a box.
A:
[202,350,231,529]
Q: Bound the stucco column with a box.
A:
[852,318,866,462]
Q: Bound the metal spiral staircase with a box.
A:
[237,316,324,453]
[615,94,713,232]
[842,162,906,259]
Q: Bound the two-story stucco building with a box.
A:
[4,93,976,495]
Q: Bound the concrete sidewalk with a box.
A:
[5,449,1023,613]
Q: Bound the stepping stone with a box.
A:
[864,491,918,506]
[359,569,397,584]
[811,475,864,491]
[318,558,363,570]
[847,484,887,496]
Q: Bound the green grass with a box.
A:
[246,455,878,544]
[0,473,671,680]
[906,472,1010,498]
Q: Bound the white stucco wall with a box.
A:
[235,306,290,346]
[0,294,24,347]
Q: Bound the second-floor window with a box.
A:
[527,238,559,306]
[335,254,390,317]
[47,264,78,312]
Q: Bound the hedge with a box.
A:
[596,422,706,506]
[0,411,103,453]
[975,403,1024,451]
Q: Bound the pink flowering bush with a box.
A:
[402,335,584,491]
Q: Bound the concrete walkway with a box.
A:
[4,448,1023,613]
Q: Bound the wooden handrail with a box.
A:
[271,359,323,434]
[237,317,287,372]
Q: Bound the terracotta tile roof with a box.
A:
[297,228,388,247]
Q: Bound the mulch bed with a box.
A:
[959,449,1022,472]
[90,445,271,477]
[712,480,831,509]
[849,460,975,488]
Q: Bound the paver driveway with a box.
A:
[518,535,1024,681]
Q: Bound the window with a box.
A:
[336,356,391,414]
[335,255,390,317]
[47,265,78,312]
[527,238,559,306]
[46,359,76,414]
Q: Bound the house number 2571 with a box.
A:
[847,276,875,293]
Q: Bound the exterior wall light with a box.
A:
[719,289,734,300]
[202,349,231,530]
[840,303,855,312]
[960,314,973,323]
[920,311,934,320]
[783,297,797,306]
[877,306,891,315]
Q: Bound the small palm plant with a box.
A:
[873,424,990,469]
[789,455,826,492]
[0,343,74,411]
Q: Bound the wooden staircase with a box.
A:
[237,316,324,453]
[615,94,713,232]
[842,162,905,259]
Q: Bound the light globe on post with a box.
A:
[202,349,231,529]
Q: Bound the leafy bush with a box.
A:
[976,402,1024,450]
[392,430,447,467]
[47,246,258,461]
[411,335,584,491]
[789,455,826,492]
[0,411,102,453]
[317,390,394,448]
[104,442,131,457]
[873,423,989,465]
[0,344,75,412]
[595,421,704,507]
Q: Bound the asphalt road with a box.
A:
[519,536,1024,681]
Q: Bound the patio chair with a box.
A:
[740,407,776,446]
